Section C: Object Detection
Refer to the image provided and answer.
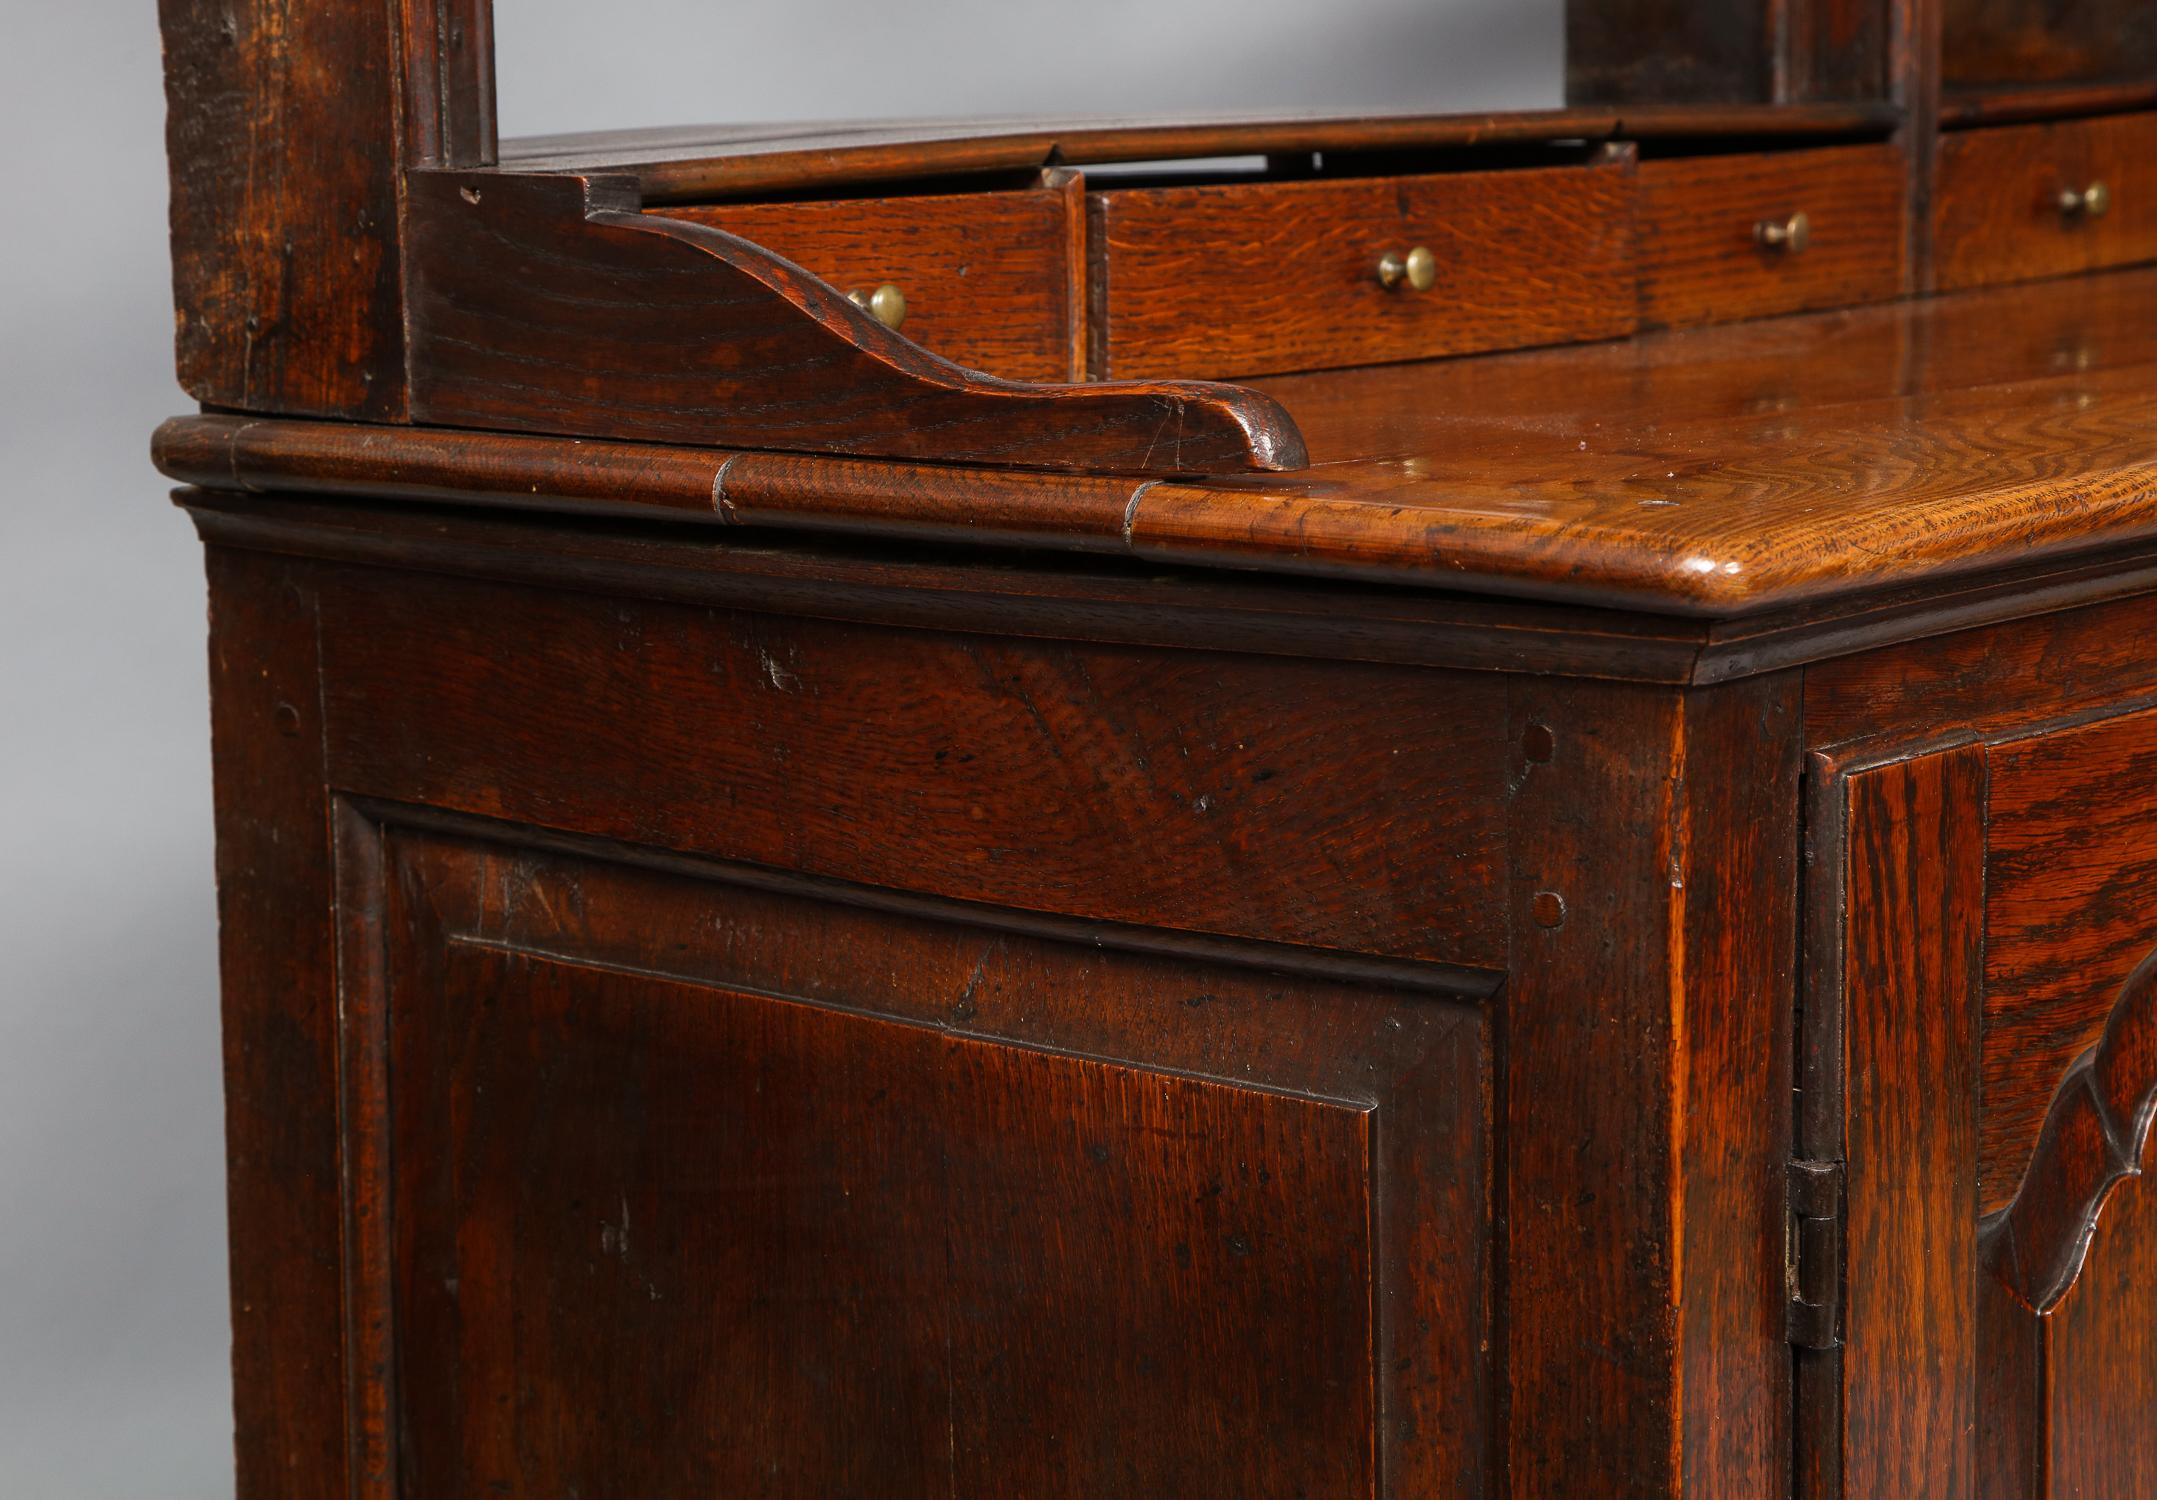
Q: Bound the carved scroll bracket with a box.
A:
[404,170,1306,477]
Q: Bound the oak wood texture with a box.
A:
[503,104,1904,204]
[405,171,1303,474]
[176,482,2157,704]
[1935,110,2157,289]
[2036,1120,2157,1498]
[356,818,1497,1496]
[156,1,2157,1494]
[1817,747,1985,1499]
[1982,942,2157,1312]
[158,264,2157,618]
[312,564,1512,968]
[1636,144,1907,327]
[660,179,1086,381]
[1088,157,1636,379]
[369,826,1490,1496]
[1504,674,1801,1496]
[1986,708,2157,1214]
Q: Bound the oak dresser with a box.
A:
[154,0,2157,1493]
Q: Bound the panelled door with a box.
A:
[1805,709,2157,1496]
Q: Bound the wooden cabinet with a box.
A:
[1801,609,2157,1499]
[153,0,2157,1493]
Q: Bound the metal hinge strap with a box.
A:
[1788,1158,1846,1350]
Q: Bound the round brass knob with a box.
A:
[1377,245,1438,292]
[848,283,907,330]
[2060,181,2112,220]
[1755,211,1811,253]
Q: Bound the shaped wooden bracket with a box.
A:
[405,171,1306,476]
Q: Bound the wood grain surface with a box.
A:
[1832,747,1985,1499]
[663,181,1085,381]
[1936,110,2157,289]
[1636,144,1906,327]
[312,565,1512,967]
[1090,158,1636,379]
[200,550,350,1500]
[406,171,1304,474]
[1987,707,2157,1212]
[159,0,409,419]
[160,265,2157,617]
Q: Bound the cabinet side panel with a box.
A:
[1679,676,1802,1495]
[365,827,1495,1496]
[203,548,349,1499]
[315,567,1510,966]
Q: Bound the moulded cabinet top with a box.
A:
[1137,264,2157,614]
[155,265,2157,620]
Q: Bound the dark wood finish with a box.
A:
[406,172,1303,473]
[2035,1121,2157,1498]
[1089,158,1637,379]
[370,827,1493,1495]
[201,549,348,1500]
[159,264,2157,615]
[159,0,410,418]
[1566,0,1892,105]
[158,0,2157,1494]
[505,104,1904,204]
[1505,674,1801,1496]
[1637,144,1906,327]
[312,564,1512,967]
[1568,1,1772,103]
[662,180,1086,381]
[1943,0,2157,91]
[1942,78,2157,126]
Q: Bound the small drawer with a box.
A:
[1936,112,2157,291]
[1088,160,1636,380]
[1637,144,1906,328]
[663,183,1085,382]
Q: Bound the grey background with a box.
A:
[0,3,1557,1494]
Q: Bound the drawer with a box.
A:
[1936,112,2157,290]
[1088,160,1636,380]
[663,181,1084,382]
[1636,144,1906,328]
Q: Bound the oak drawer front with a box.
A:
[1089,162,1636,380]
[664,184,1083,381]
[1637,144,1905,327]
[1936,113,2157,290]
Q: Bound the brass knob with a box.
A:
[1377,245,1438,292]
[848,283,907,330]
[1755,211,1811,254]
[2060,181,2112,220]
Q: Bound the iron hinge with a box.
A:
[1788,1158,1846,1350]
